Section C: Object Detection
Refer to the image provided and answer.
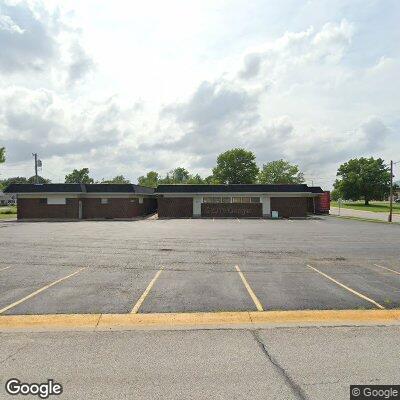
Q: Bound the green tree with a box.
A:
[257,159,304,184]
[65,168,94,184]
[187,174,204,184]
[333,157,391,205]
[101,175,131,184]
[330,188,341,201]
[171,167,190,183]
[27,176,51,184]
[0,176,27,191]
[212,148,259,184]
[138,171,159,188]
[204,175,220,184]
[0,147,5,164]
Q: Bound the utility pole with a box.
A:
[389,160,393,222]
[388,160,399,223]
[32,153,38,184]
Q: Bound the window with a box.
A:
[47,197,66,205]
[251,197,260,203]
[241,197,251,203]
[66,198,74,205]
[203,197,213,203]
[232,197,242,203]
[213,197,221,203]
[39,198,47,205]
[101,198,108,204]
[221,197,231,203]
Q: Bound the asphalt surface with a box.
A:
[1,326,399,400]
[0,217,400,314]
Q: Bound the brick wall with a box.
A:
[158,197,193,218]
[82,198,156,219]
[17,197,157,219]
[270,197,308,218]
[17,198,79,219]
[201,203,262,218]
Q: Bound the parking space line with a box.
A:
[373,264,400,276]
[306,265,385,309]
[235,265,264,311]
[0,267,86,314]
[0,266,11,272]
[131,268,163,314]
[236,218,241,223]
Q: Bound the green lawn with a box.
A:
[0,206,17,219]
[331,201,400,214]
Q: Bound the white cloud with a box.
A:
[0,0,93,86]
[1,1,399,187]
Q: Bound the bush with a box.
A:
[0,207,16,214]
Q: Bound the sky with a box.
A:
[0,0,399,188]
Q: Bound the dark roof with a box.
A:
[155,184,321,193]
[308,186,325,194]
[84,184,154,194]
[4,183,154,194]
[4,184,83,193]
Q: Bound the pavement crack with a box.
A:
[94,314,102,330]
[251,330,309,400]
[0,342,30,365]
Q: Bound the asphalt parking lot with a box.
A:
[1,216,400,315]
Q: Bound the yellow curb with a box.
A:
[98,311,252,330]
[0,314,101,331]
[250,310,400,325]
[0,310,399,332]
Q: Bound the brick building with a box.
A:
[4,184,156,220]
[5,183,328,220]
[156,184,326,218]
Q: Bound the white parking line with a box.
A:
[307,264,385,309]
[373,264,400,276]
[0,267,86,314]
[237,218,241,223]
[0,266,11,272]
[131,267,163,313]
[235,265,264,311]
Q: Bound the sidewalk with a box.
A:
[330,207,400,223]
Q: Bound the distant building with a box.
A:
[0,191,16,206]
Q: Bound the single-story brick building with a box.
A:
[4,184,156,220]
[156,184,327,218]
[5,183,328,220]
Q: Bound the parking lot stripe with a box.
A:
[235,265,264,311]
[373,264,400,276]
[306,265,385,309]
[131,268,163,314]
[0,266,11,272]
[236,218,241,222]
[0,267,86,314]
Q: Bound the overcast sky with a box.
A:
[0,0,399,187]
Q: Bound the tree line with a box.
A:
[138,149,305,187]
[1,146,398,204]
[0,148,306,189]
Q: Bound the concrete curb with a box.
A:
[1,309,400,332]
